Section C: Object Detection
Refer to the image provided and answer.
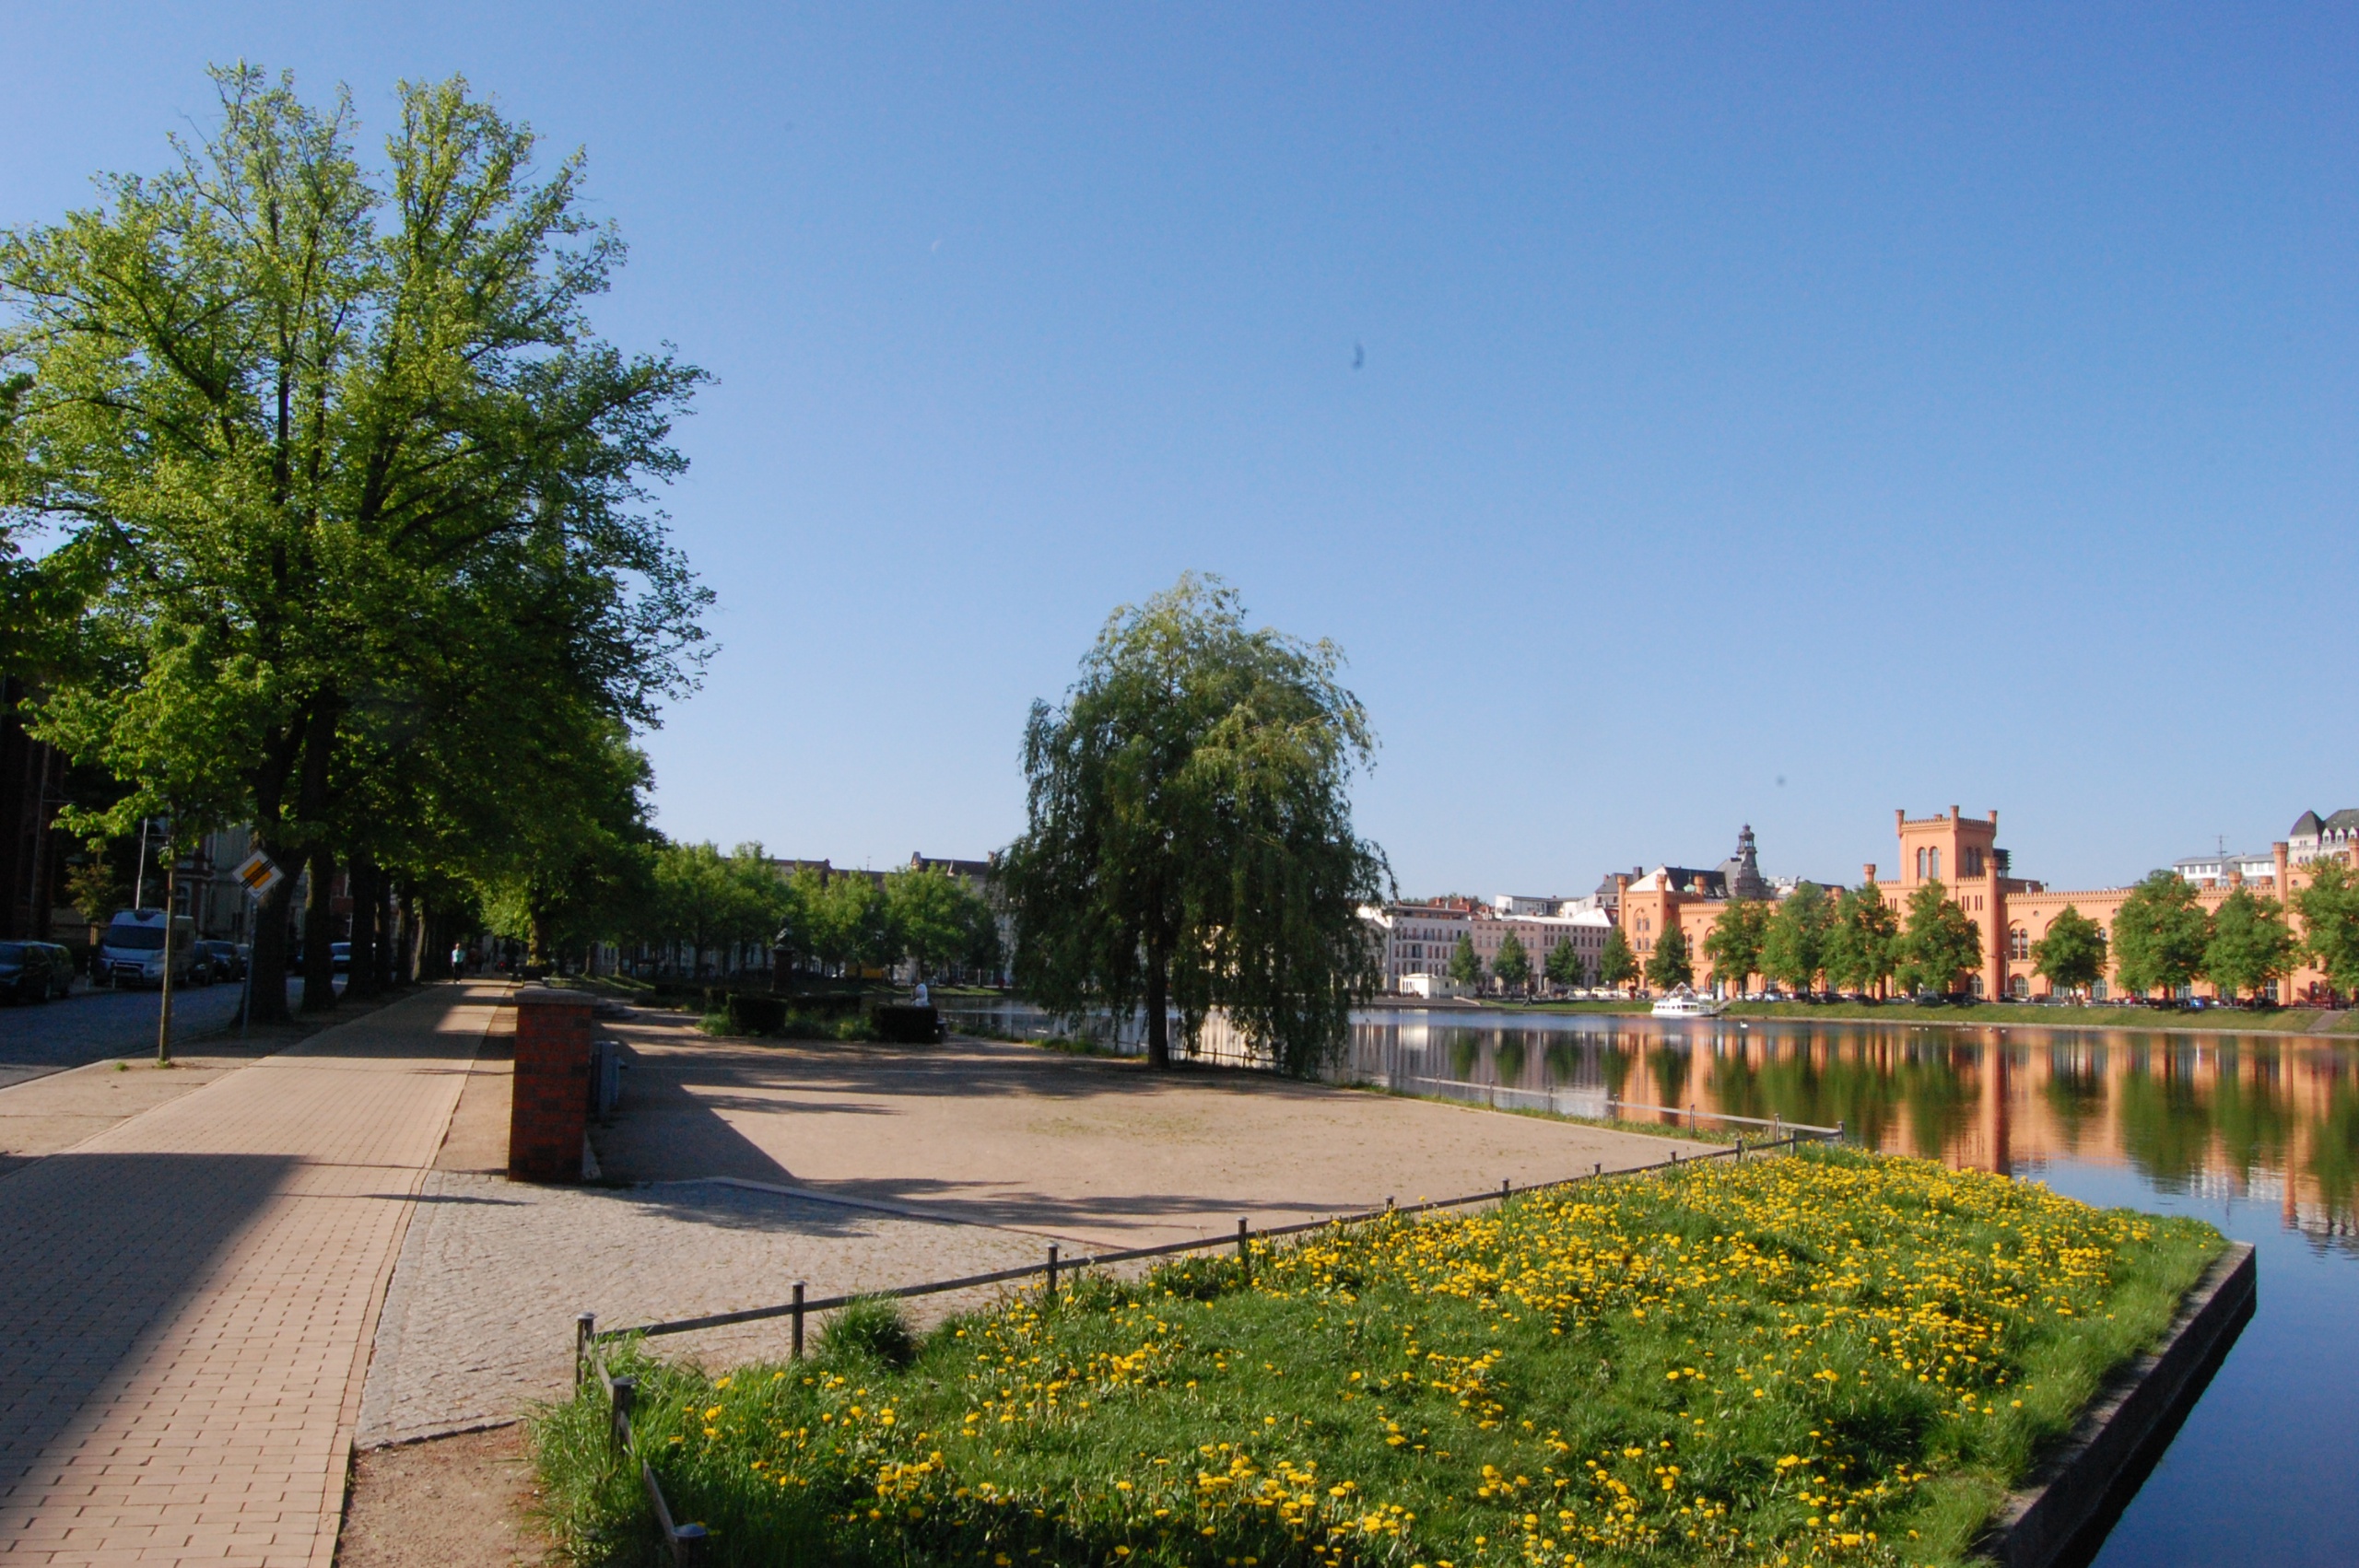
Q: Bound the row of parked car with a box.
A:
[0,924,255,1005]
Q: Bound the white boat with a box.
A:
[1650,988,1728,1019]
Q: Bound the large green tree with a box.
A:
[1598,926,1639,991]
[1895,880,1981,998]
[1643,923,1694,991]
[1826,883,1900,996]
[2296,859,2359,1000]
[0,66,708,1017]
[1761,883,1833,996]
[1447,933,1484,989]
[1491,931,1532,995]
[1543,936,1587,990]
[2111,871,2212,1001]
[2031,906,2107,1000]
[1701,898,1767,997]
[1001,576,1389,1074]
[2204,886,2297,1003]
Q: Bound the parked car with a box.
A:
[330,941,351,974]
[95,908,204,989]
[196,940,248,982]
[0,941,74,1002]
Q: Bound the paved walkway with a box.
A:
[0,982,504,1567]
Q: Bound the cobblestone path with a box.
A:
[0,983,504,1567]
[358,1173,1049,1447]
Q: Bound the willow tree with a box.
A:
[0,66,707,1016]
[1002,575,1389,1074]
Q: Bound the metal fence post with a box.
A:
[1499,1177,1510,1203]
[791,1281,805,1360]
[1237,1218,1250,1284]
[1046,1244,1060,1300]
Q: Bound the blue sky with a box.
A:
[6,5,2353,895]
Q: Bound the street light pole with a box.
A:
[156,828,177,1066]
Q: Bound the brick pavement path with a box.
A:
[0,982,506,1567]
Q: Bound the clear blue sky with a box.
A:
[6,5,2353,895]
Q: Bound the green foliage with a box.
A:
[1825,883,1900,995]
[1001,575,1390,1075]
[816,1296,921,1371]
[2031,906,2108,999]
[1702,897,1768,994]
[1760,883,1832,995]
[2295,859,2359,998]
[646,842,787,977]
[1599,925,1639,989]
[1447,931,1484,988]
[2111,871,2212,1000]
[0,65,709,1012]
[2204,886,2297,1001]
[884,867,997,981]
[1543,936,1588,989]
[1896,881,1982,997]
[1643,922,1693,990]
[1490,930,1531,992]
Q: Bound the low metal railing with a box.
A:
[578,1340,709,1565]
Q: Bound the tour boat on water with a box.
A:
[1650,988,1728,1019]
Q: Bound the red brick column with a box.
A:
[509,989,595,1181]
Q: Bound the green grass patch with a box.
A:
[534,1148,2221,1568]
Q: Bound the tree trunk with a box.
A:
[418,905,453,979]
[301,843,338,1012]
[398,890,420,983]
[1144,942,1170,1070]
[346,857,380,1000]
[248,869,296,1023]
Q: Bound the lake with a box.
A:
[942,1000,2357,1565]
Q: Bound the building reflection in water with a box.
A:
[1346,1012,2359,1256]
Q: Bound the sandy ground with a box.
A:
[336,1423,550,1568]
[587,1012,1699,1250]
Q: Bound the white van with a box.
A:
[96,909,204,989]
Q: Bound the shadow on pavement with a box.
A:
[0,1151,298,1492]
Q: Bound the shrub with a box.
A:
[817,1296,920,1370]
[724,993,788,1035]
[872,1003,943,1043]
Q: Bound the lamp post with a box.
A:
[156,822,177,1066]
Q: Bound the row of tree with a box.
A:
[1,68,710,1016]
[1441,930,1599,993]
[1598,864,2359,1002]
[485,839,1002,984]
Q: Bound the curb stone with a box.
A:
[1974,1241,2257,1568]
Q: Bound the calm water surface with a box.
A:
[945,1000,2358,1564]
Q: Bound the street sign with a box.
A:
[232,851,284,899]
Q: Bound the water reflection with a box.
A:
[1340,1010,2359,1257]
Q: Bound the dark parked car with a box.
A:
[0,941,74,1002]
[331,941,351,974]
[197,940,248,982]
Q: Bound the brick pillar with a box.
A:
[510,989,595,1181]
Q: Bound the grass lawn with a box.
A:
[535,1148,2222,1568]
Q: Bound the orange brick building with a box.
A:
[1617,806,2356,1002]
